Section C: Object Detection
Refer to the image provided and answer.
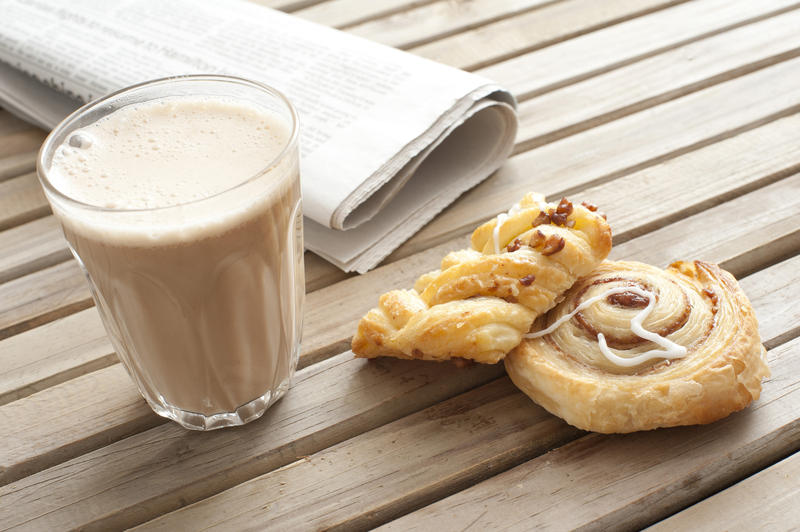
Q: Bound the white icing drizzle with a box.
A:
[493,212,508,254]
[524,285,687,367]
[492,198,552,254]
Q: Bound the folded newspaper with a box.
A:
[0,0,518,273]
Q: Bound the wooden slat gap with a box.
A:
[0,297,94,342]
[461,0,690,72]
[0,150,37,182]
[0,351,118,407]
[336,0,442,30]
[133,255,800,531]
[611,167,800,250]
[510,2,800,103]
[517,102,800,199]
[516,46,800,151]
[376,338,800,531]
[393,0,564,51]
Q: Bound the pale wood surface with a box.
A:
[647,451,800,531]
[1,0,799,530]
[133,252,800,531]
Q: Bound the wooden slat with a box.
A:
[0,260,92,341]
[0,129,46,159]
[295,0,438,29]
[379,336,800,531]
[397,56,800,258]
[0,216,69,285]
[413,0,682,70]
[0,171,48,231]
[304,250,351,292]
[516,9,800,148]
[0,150,36,181]
[130,252,800,531]
[2,170,797,506]
[0,307,112,406]
[137,378,579,531]
[0,352,506,528]
[609,177,800,279]
[476,0,800,98]
[647,452,800,531]
[347,0,556,49]
[0,109,34,136]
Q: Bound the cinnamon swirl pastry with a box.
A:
[351,193,612,363]
[505,260,770,433]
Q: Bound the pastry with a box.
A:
[505,260,770,433]
[351,193,613,363]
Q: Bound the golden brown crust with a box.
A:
[351,193,612,363]
[505,260,770,433]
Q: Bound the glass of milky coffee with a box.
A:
[37,75,304,430]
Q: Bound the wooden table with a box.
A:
[2,0,799,529]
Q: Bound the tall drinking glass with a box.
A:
[37,75,303,430]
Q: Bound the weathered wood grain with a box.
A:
[397,57,800,258]
[516,9,800,148]
[647,451,800,531]
[0,150,36,182]
[0,172,48,231]
[0,110,34,136]
[0,129,46,159]
[0,216,69,285]
[131,252,800,531]
[379,337,800,531]
[609,177,800,279]
[414,0,682,70]
[0,307,112,406]
[347,0,556,50]
[0,260,92,341]
[477,0,800,98]
[137,378,580,531]
[2,175,797,507]
[295,0,439,29]
[0,352,506,528]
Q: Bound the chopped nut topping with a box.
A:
[506,238,522,252]
[541,235,566,255]
[529,229,547,248]
[520,274,536,286]
[556,197,574,215]
[581,201,599,212]
[531,211,550,227]
[530,229,566,256]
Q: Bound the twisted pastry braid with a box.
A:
[505,260,770,433]
[351,193,612,363]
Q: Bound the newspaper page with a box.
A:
[0,0,517,272]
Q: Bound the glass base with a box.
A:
[145,373,293,431]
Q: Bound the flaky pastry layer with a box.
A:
[505,260,770,433]
[351,193,612,363]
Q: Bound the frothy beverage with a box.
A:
[41,82,303,430]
